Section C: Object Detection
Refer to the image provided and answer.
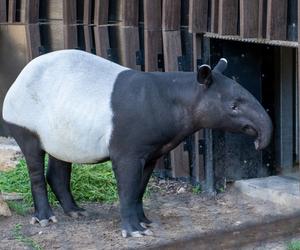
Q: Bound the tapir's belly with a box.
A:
[3,50,128,163]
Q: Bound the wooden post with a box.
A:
[8,0,16,23]
[192,33,205,182]
[162,0,181,31]
[266,0,287,40]
[258,0,267,39]
[63,0,78,49]
[144,0,162,72]
[119,0,140,69]
[188,0,208,34]
[26,24,41,60]
[218,0,238,35]
[240,0,259,38]
[210,0,219,33]
[25,0,39,23]
[0,0,7,22]
[298,0,300,168]
[162,0,189,178]
[94,0,109,25]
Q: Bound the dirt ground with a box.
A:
[0,179,298,250]
[0,138,299,249]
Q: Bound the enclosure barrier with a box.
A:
[0,0,299,189]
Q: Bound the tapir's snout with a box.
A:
[242,107,273,150]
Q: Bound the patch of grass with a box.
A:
[7,201,31,216]
[288,241,300,250]
[0,158,118,207]
[192,184,202,194]
[13,224,43,250]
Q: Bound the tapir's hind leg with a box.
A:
[46,156,87,218]
[5,122,56,227]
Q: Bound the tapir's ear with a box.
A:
[213,58,228,73]
[197,64,212,86]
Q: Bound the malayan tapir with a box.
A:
[2,49,272,237]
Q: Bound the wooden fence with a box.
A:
[0,0,299,184]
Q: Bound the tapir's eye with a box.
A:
[231,103,238,111]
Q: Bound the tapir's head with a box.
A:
[196,58,273,150]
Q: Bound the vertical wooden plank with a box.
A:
[144,0,162,72]
[120,0,139,26]
[119,26,140,69]
[25,0,39,23]
[210,0,219,33]
[266,0,287,40]
[26,24,41,60]
[83,0,92,24]
[63,0,77,25]
[188,0,208,33]
[162,31,182,71]
[258,0,267,38]
[170,146,190,178]
[162,0,181,31]
[298,0,300,169]
[8,0,16,23]
[63,25,78,49]
[94,25,110,58]
[94,0,109,25]
[218,0,238,35]
[144,0,161,31]
[144,30,163,71]
[240,0,259,38]
[0,0,7,22]
[83,25,93,52]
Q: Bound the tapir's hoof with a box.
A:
[121,229,154,238]
[67,210,89,218]
[30,216,57,227]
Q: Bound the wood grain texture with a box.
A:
[144,0,162,31]
[119,26,140,69]
[26,24,41,60]
[162,0,181,31]
[94,25,110,58]
[120,0,139,26]
[0,0,7,22]
[63,25,78,48]
[63,0,77,25]
[240,0,259,38]
[210,0,219,33]
[188,0,208,33]
[266,0,287,40]
[170,146,190,178]
[162,30,182,71]
[83,0,93,24]
[144,30,163,71]
[218,0,238,35]
[94,0,109,25]
[258,0,267,38]
[83,25,93,52]
[8,0,16,23]
[25,0,40,23]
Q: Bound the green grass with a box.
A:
[7,201,31,215]
[288,241,300,250]
[192,184,202,194]
[13,224,43,250]
[0,158,118,208]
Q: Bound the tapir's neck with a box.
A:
[147,71,206,132]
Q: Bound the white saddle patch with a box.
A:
[3,50,128,163]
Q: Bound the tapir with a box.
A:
[2,49,272,237]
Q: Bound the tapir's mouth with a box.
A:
[242,125,261,150]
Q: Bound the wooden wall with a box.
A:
[0,0,298,183]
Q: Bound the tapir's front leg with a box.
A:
[112,157,153,238]
[137,160,156,227]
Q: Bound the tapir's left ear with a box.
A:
[213,58,228,73]
[197,64,212,86]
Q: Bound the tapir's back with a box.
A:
[3,49,128,163]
